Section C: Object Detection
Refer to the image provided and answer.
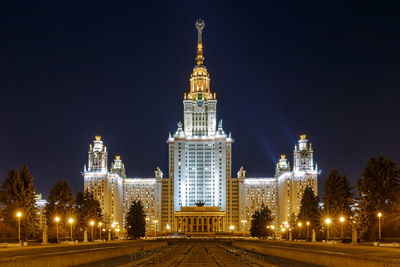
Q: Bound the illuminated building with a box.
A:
[83,136,161,231]
[239,135,318,231]
[35,194,47,230]
[83,19,318,233]
[164,18,234,232]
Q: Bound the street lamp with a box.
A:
[111,223,116,240]
[229,225,235,232]
[166,224,171,232]
[55,216,60,243]
[153,220,158,237]
[98,222,103,240]
[90,221,95,241]
[325,218,331,240]
[270,225,275,239]
[306,222,310,240]
[145,217,150,236]
[241,220,247,233]
[16,211,22,243]
[339,216,345,239]
[68,218,74,241]
[297,222,302,239]
[377,212,383,240]
[115,228,120,238]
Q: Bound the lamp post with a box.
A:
[68,218,74,241]
[153,220,159,237]
[339,216,345,239]
[297,222,302,239]
[377,212,382,241]
[55,216,60,243]
[325,218,331,240]
[16,211,22,243]
[90,221,95,241]
[111,223,115,240]
[241,220,247,233]
[306,222,310,240]
[98,222,102,240]
[115,228,120,239]
[270,225,275,239]
[145,217,150,236]
[166,224,171,232]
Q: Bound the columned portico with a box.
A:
[175,206,225,233]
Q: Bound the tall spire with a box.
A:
[195,19,205,65]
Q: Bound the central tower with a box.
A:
[167,19,233,217]
[183,19,217,136]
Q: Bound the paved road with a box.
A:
[235,239,400,262]
[0,240,147,262]
[79,240,320,266]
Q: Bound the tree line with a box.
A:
[250,155,400,241]
[0,165,146,241]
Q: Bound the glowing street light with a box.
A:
[377,212,383,240]
[325,218,331,240]
[166,224,171,231]
[153,220,159,237]
[111,222,116,240]
[55,216,60,243]
[16,211,22,243]
[306,221,310,240]
[68,218,74,241]
[339,216,345,238]
[90,220,95,241]
[229,225,235,232]
[270,225,275,238]
[297,222,302,239]
[98,222,103,240]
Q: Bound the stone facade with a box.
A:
[82,20,318,234]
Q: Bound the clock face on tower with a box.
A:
[301,150,309,158]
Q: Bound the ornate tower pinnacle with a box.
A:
[195,19,205,65]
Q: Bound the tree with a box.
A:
[75,191,102,231]
[322,169,353,217]
[0,166,38,240]
[250,204,273,238]
[297,186,320,231]
[356,155,400,240]
[45,180,75,237]
[126,201,146,239]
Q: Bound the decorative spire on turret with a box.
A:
[195,19,205,66]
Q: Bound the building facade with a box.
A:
[83,20,318,234]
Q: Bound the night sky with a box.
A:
[1,1,399,197]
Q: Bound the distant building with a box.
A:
[35,194,47,230]
[83,20,318,233]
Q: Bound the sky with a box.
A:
[1,1,399,197]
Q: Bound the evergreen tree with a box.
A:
[19,165,39,239]
[356,155,400,240]
[75,191,102,231]
[45,180,75,236]
[0,166,38,240]
[250,204,273,238]
[298,186,320,230]
[126,201,146,239]
[322,169,353,217]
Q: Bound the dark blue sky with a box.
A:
[1,1,399,197]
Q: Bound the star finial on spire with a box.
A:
[195,18,205,65]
